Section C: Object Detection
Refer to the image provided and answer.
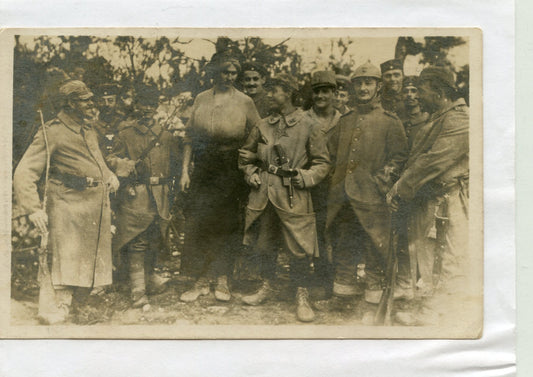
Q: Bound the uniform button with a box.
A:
[350,159,354,163]
[360,117,364,121]
[347,170,352,174]
[354,137,358,141]
[352,149,356,152]
[356,128,361,131]
[269,183,273,187]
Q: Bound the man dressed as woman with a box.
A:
[179,50,260,302]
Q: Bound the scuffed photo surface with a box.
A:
[5,28,482,339]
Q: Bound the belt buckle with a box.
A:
[150,177,159,185]
[86,177,95,187]
[268,165,278,174]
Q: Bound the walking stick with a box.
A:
[36,110,57,321]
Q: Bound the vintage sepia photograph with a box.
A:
[2,28,483,339]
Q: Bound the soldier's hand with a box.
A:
[238,149,257,165]
[106,173,120,193]
[291,171,305,189]
[28,210,48,234]
[179,172,190,192]
[386,185,400,212]
[248,173,262,189]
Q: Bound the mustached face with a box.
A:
[402,85,420,107]
[70,97,96,119]
[353,77,381,103]
[242,71,265,96]
[312,86,336,110]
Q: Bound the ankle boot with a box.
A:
[242,280,272,306]
[180,277,210,302]
[215,275,231,302]
[296,287,315,322]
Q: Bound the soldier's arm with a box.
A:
[245,97,261,135]
[106,132,136,178]
[395,111,469,201]
[13,127,53,216]
[238,125,261,180]
[299,124,332,189]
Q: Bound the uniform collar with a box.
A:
[307,107,341,132]
[267,108,304,127]
[57,110,85,134]
[354,97,381,114]
[430,98,467,122]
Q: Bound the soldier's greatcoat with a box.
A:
[14,110,115,287]
[240,108,331,258]
[395,99,469,282]
[326,99,408,260]
[107,119,179,251]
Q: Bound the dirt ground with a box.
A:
[10,247,420,327]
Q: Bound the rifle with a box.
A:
[374,212,400,326]
[433,194,449,288]
[36,109,58,322]
[273,144,298,208]
[121,105,180,196]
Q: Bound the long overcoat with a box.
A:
[14,110,115,288]
[326,100,408,256]
[240,109,331,258]
[106,119,179,251]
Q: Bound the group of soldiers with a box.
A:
[13,50,470,326]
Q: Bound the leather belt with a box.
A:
[135,176,171,185]
[261,163,298,178]
[50,170,102,190]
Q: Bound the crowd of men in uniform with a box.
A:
[13,50,470,326]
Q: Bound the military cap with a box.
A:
[351,61,381,81]
[419,66,456,89]
[335,75,351,91]
[402,75,419,88]
[95,83,119,97]
[135,85,159,108]
[59,80,93,100]
[241,61,268,77]
[380,59,403,74]
[311,71,337,90]
[270,73,299,92]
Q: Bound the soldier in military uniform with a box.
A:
[239,73,331,322]
[387,67,470,325]
[334,74,352,115]
[92,83,125,155]
[13,80,119,324]
[402,76,430,148]
[305,71,342,298]
[106,85,181,307]
[326,62,408,303]
[380,59,408,122]
[240,61,271,118]
[394,76,431,301]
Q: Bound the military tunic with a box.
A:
[107,119,179,251]
[14,110,115,287]
[240,108,331,258]
[92,111,125,155]
[251,90,272,119]
[381,89,408,123]
[326,99,408,287]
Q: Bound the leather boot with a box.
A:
[129,251,148,308]
[242,280,272,306]
[180,277,210,302]
[296,287,315,322]
[214,275,231,302]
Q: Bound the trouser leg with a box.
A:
[331,202,362,287]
